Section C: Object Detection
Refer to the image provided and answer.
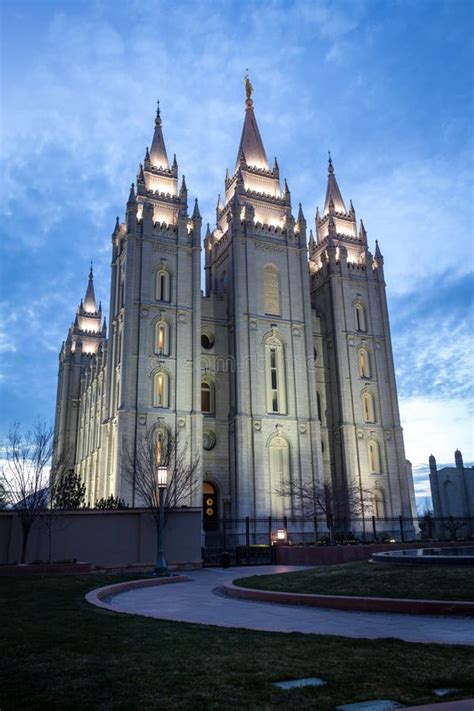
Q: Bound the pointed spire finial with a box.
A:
[298,202,305,223]
[323,151,346,215]
[150,102,169,169]
[83,262,97,312]
[374,239,383,261]
[192,198,201,220]
[128,182,136,204]
[145,146,150,162]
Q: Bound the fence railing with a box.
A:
[204,514,474,553]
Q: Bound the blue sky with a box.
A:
[1,0,473,508]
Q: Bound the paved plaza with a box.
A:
[101,566,474,645]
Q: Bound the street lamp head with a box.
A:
[157,466,168,489]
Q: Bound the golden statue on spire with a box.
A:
[244,69,253,100]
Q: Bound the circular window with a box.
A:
[201,332,215,350]
[203,429,217,451]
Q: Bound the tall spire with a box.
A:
[235,73,269,171]
[323,151,346,215]
[149,100,169,170]
[83,263,97,313]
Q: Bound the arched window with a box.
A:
[265,337,287,414]
[263,264,281,316]
[358,348,371,378]
[156,269,171,302]
[362,392,376,423]
[155,321,170,356]
[355,303,367,332]
[374,486,386,519]
[269,435,290,517]
[153,371,169,408]
[201,379,215,415]
[368,439,381,474]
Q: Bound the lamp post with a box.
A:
[155,465,168,576]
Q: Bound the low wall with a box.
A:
[275,540,473,566]
[0,508,202,568]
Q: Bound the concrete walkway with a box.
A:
[102,566,474,645]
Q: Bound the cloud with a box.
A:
[400,395,473,466]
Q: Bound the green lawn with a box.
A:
[234,561,474,601]
[1,574,473,710]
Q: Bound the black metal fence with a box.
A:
[202,514,474,567]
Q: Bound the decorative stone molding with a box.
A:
[253,420,262,431]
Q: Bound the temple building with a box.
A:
[53,81,417,533]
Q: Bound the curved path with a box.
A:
[99,566,474,645]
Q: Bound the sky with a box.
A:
[1,0,473,509]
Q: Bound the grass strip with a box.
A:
[234,561,474,601]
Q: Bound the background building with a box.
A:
[429,450,474,519]
[53,86,417,533]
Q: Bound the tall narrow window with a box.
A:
[156,269,171,302]
[368,440,380,474]
[317,391,322,423]
[374,487,386,518]
[153,371,169,408]
[155,321,170,356]
[358,349,371,378]
[269,435,290,518]
[355,303,367,332]
[201,379,215,415]
[362,392,375,423]
[270,347,278,412]
[265,338,287,414]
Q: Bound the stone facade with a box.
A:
[53,90,417,529]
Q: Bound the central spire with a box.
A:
[83,263,97,313]
[235,73,270,171]
[149,100,170,170]
[323,152,346,215]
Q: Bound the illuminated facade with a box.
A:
[53,88,417,528]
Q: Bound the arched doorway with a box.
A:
[203,481,218,531]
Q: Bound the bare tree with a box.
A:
[442,516,466,541]
[0,420,53,563]
[123,425,200,547]
[275,478,374,540]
